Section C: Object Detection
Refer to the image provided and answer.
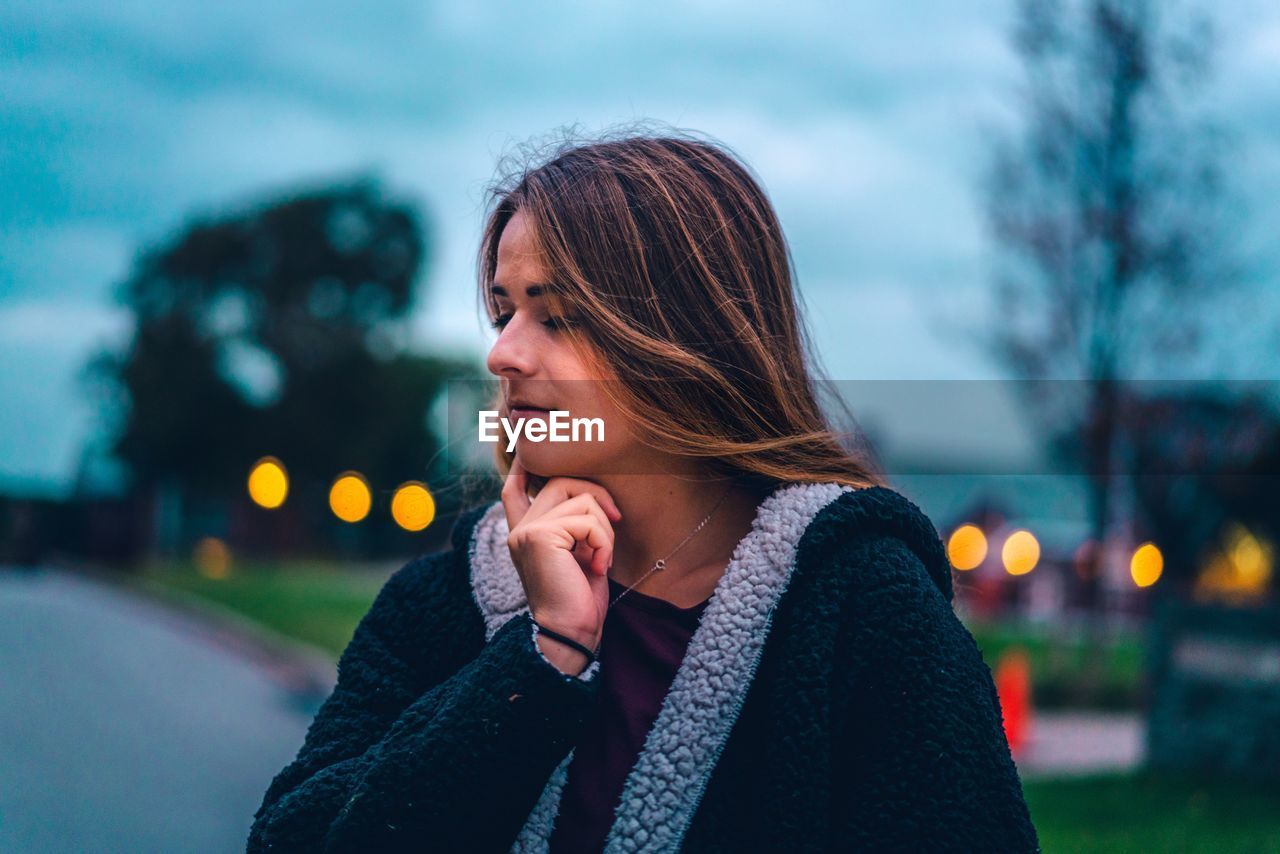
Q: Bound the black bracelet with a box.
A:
[532,619,599,665]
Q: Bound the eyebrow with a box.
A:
[490,283,551,298]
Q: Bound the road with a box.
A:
[0,566,335,853]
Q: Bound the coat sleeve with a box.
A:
[830,536,1041,852]
[246,553,601,853]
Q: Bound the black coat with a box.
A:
[248,482,1041,852]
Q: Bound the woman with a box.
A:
[248,128,1041,853]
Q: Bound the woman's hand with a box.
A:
[501,455,622,662]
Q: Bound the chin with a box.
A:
[514,441,614,481]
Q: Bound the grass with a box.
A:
[1024,770,1280,852]
[124,559,390,657]
[967,618,1147,710]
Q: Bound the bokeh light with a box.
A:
[1195,523,1274,603]
[1072,538,1101,581]
[1001,530,1040,576]
[193,536,231,579]
[247,456,289,509]
[391,481,436,532]
[947,524,988,570]
[1130,542,1164,588]
[329,472,372,523]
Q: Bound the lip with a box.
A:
[506,399,552,412]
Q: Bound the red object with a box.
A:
[994,648,1033,758]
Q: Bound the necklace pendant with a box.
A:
[653,558,666,571]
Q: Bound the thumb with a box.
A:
[501,454,532,530]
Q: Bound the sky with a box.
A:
[3,0,1279,498]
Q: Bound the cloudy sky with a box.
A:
[3,0,1278,497]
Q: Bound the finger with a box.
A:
[570,539,599,576]
[543,514,612,576]
[539,493,614,543]
[527,476,622,524]
[500,454,532,530]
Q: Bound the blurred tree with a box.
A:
[980,0,1246,616]
[87,178,473,549]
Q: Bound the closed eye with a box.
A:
[488,313,577,331]
[542,314,578,331]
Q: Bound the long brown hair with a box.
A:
[476,122,884,493]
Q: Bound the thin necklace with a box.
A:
[608,489,732,608]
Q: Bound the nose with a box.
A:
[485,315,539,378]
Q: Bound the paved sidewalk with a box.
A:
[0,566,336,854]
[1014,710,1145,779]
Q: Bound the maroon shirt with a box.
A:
[548,576,712,853]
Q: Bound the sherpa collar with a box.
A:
[466,480,854,853]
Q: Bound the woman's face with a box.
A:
[485,209,642,480]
